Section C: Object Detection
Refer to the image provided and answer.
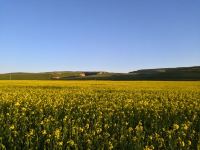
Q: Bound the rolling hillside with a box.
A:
[129,66,200,80]
[0,72,82,80]
[64,66,200,81]
[0,66,200,80]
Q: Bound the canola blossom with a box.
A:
[0,81,200,149]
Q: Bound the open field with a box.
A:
[0,81,200,149]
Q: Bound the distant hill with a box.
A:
[0,71,82,80]
[128,66,200,80]
[130,66,200,74]
[0,71,110,80]
[0,66,200,80]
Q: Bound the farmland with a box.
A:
[0,81,200,149]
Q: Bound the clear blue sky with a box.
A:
[0,0,200,73]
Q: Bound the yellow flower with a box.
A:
[128,127,133,132]
[173,124,179,130]
[22,107,26,111]
[180,141,185,147]
[144,145,154,150]
[67,140,75,146]
[87,139,92,145]
[58,141,63,146]
[109,141,113,150]
[104,124,109,129]
[79,127,84,133]
[149,136,153,140]
[42,130,47,135]
[183,124,189,130]
[135,122,143,132]
[54,128,61,139]
[9,125,15,130]
[29,129,34,136]
[40,121,44,125]
[132,136,137,142]
[15,102,20,106]
[46,139,50,143]
[85,124,90,129]
[96,128,102,134]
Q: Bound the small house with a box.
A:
[80,73,86,77]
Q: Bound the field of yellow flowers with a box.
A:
[0,81,200,149]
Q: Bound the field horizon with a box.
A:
[0,66,200,81]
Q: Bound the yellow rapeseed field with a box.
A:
[0,81,200,149]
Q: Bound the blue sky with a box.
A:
[0,0,200,73]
